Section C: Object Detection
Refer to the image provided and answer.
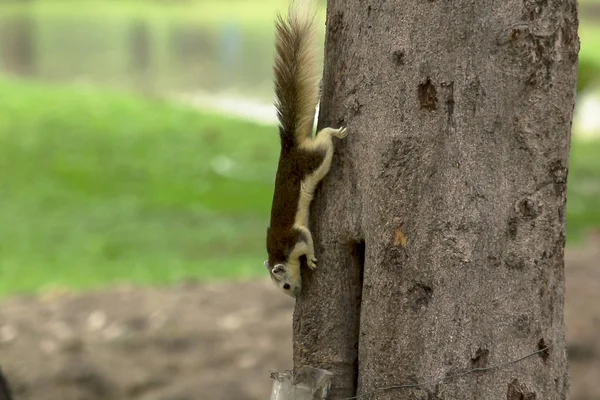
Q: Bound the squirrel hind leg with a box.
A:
[298,125,348,182]
[324,126,348,139]
[318,126,348,139]
[301,126,347,151]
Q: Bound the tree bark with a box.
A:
[293,0,579,399]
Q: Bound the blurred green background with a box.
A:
[0,0,598,297]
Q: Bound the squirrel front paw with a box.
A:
[307,256,318,270]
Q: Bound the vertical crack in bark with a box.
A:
[352,240,366,396]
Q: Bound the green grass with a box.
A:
[566,139,600,243]
[0,78,598,298]
[0,78,279,297]
[579,24,600,65]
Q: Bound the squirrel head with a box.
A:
[264,259,301,298]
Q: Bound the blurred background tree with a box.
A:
[0,0,597,296]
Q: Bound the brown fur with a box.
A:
[267,145,325,265]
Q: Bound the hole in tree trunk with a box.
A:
[351,240,365,395]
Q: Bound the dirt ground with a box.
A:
[0,236,598,400]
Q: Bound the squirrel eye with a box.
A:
[272,264,285,274]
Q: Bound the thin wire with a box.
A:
[339,342,554,400]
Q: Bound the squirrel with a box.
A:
[264,1,348,298]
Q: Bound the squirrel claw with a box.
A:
[335,127,348,139]
[308,257,318,270]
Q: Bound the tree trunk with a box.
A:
[293,0,579,399]
[129,20,153,93]
[0,12,37,77]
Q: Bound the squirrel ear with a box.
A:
[264,260,270,270]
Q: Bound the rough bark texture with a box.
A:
[293,0,579,399]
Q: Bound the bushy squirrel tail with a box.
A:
[273,1,319,150]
